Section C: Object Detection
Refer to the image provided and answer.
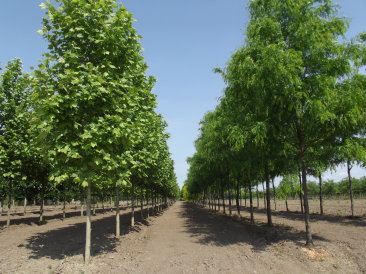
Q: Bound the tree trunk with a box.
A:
[236,179,241,218]
[146,191,150,218]
[81,201,84,216]
[347,160,355,218]
[285,199,289,211]
[6,194,11,227]
[23,197,27,216]
[249,180,254,224]
[298,171,304,214]
[265,164,272,226]
[318,172,324,215]
[301,159,313,246]
[256,185,259,208]
[39,194,44,223]
[115,186,120,238]
[228,188,232,216]
[271,178,277,210]
[244,187,247,207]
[140,190,144,220]
[262,182,266,209]
[63,199,66,219]
[131,182,135,226]
[221,186,226,214]
[84,184,92,264]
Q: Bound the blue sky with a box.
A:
[0,0,365,187]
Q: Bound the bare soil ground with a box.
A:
[0,201,365,273]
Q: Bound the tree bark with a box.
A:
[115,186,120,238]
[301,159,313,246]
[318,172,324,215]
[262,182,266,209]
[265,164,272,226]
[256,185,259,208]
[285,199,289,211]
[84,184,92,264]
[271,178,277,210]
[235,179,241,218]
[228,188,232,216]
[131,182,135,226]
[6,193,11,227]
[347,160,355,218]
[249,180,254,224]
[146,190,150,218]
[298,170,304,214]
[23,197,27,216]
[140,190,144,220]
[39,193,44,223]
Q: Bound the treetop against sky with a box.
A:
[0,0,365,187]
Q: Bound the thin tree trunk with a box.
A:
[131,182,135,226]
[301,159,313,246]
[6,194,11,227]
[286,199,289,211]
[272,178,277,210]
[236,179,241,218]
[140,190,144,220]
[146,190,150,218]
[84,184,92,264]
[81,201,84,216]
[262,182,266,209]
[318,172,324,215]
[256,185,259,208]
[115,186,120,238]
[228,188,232,216]
[249,180,254,224]
[23,197,27,216]
[221,186,226,214]
[244,187,247,207]
[347,160,355,218]
[265,164,272,226]
[63,199,66,219]
[298,170,304,214]
[39,194,44,223]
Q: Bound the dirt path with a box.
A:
[0,201,365,273]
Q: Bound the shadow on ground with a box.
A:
[179,202,328,252]
[19,206,165,260]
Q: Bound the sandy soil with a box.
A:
[0,201,365,273]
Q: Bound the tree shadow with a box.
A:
[180,202,328,252]
[0,207,128,227]
[19,205,162,260]
[236,205,366,227]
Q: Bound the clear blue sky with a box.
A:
[0,0,365,187]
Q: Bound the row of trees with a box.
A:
[184,0,366,246]
[0,0,179,263]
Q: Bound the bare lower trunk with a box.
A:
[301,159,313,246]
[236,179,241,218]
[262,182,266,209]
[131,182,135,226]
[347,160,355,218]
[39,195,44,223]
[6,194,11,227]
[84,184,92,264]
[62,199,66,219]
[115,186,120,238]
[249,180,254,224]
[146,191,150,218]
[221,186,226,214]
[298,171,304,214]
[23,197,27,216]
[228,188,232,216]
[256,185,259,208]
[265,165,272,226]
[244,187,247,207]
[271,178,277,210]
[81,202,84,216]
[318,173,324,215]
[286,199,289,211]
[140,191,144,220]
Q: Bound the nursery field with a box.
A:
[0,201,365,273]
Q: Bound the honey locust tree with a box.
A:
[228,0,366,245]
